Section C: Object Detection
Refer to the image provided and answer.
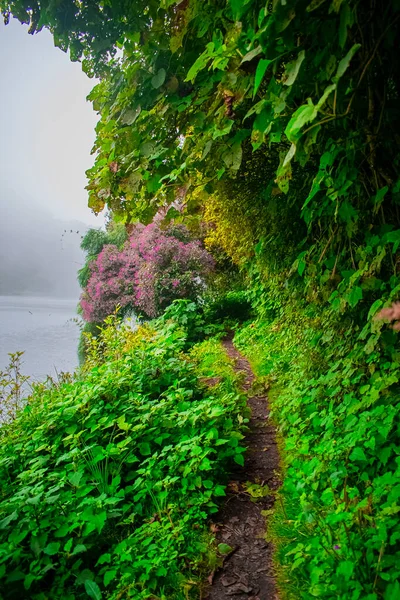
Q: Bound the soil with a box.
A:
[205,337,281,600]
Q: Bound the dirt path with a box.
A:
[205,338,281,600]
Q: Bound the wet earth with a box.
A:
[205,338,281,600]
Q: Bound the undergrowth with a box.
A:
[0,308,246,600]
[235,284,400,600]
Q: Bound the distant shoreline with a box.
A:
[0,294,78,301]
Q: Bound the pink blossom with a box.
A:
[80,223,214,321]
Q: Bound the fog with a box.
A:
[0,190,90,297]
[0,17,104,299]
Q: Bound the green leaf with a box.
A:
[349,447,367,462]
[338,200,358,223]
[24,573,36,590]
[336,560,355,580]
[282,51,305,87]
[333,44,361,82]
[71,544,87,556]
[241,46,263,64]
[117,415,130,431]
[0,511,18,529]
[222,143,242,172]
[253,59,273,97]
[234,453,245,467]
[64,538,73,552]
[104,570,117,587]
[218,543,233,555]
[85,579,102,600]
[373,186,389,205]
[385,580,400,600]
[230,0,252,20]
[92,512,107,534]
[368,299,384,320]
[316,84,336,111]
[186,44,214,82]
[285,103,317,143]
[138,442,151,456]
[69,471,83,487]
[348,286,363,308]
[339,2,354,49]
[298,258,306,276]
[275,144,296,193]
[43,542,60,556]
[151,68,166,89]
[97,553,111,565]
[120,106,141,125]
[306,0,329,10]
[212,120,234,140]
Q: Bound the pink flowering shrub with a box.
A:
[80,222,214,322]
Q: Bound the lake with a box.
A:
[0,295,80,383]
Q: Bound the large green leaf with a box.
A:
[285,103,317,142]
[282,51,305,87]
[253,59,273,97]
[151,68,166,89]
[43,542,60,556]
[85,580,102,600]
[348,286,363,308]
[241,46,263,64]
[104,570,117,587]
[229,0,252,20]
[222,143,242,172]
[333,43,361,82]
[185,43,214,82]
[120,106,141,125]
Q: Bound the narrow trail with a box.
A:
[206,338,281,600]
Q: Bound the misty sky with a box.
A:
[0,18,104,226]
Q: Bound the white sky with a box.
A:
[0,18,104,226]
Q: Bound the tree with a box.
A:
[80,221,214,321]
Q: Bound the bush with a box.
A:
[158,300,224,349]
[77,321,102,366]
[203,291,253,324]
[80,222,214,322]
[0,316,246,599]
[235,284,400,599]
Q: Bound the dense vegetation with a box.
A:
[0,306,246,599]
[1,0,400,598]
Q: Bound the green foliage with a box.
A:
[158,300,224,349]
[203,291,253,325]
[3,0,400,597]
[77,321,102,366]
[235,276,400,599]
[0,315,245,599]
[4,0,398,259]
[78,223,127,289]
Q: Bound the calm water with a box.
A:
[0,296,80,382]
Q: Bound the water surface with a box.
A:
[0,295,80,383]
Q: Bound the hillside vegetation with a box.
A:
[0,306,246,599]
[1,0,400,599]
